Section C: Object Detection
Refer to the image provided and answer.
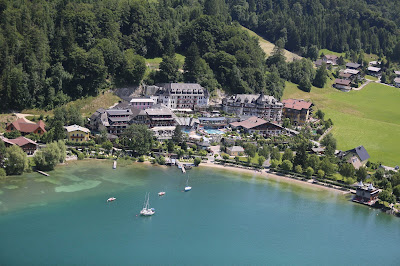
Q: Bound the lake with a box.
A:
[0,160,399,265]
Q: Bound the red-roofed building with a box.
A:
[0,136,38,155]
[281,99,313,125]
[6,118,46,136]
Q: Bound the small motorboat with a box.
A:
[184,186,192,192]
[158,192,166,196]
[107,197,116,202]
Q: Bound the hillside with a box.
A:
[283,82,400,166]
[242,27,302,62]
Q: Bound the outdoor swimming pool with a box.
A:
[204,128,224,135]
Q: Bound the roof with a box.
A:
[347,156,362,169]
[7,118,46,134]
[230,116,268,130]
[227,146,245,152]
[394,77,400,83]
[130,98,155,103]
[324,55,338,60]
[368,66,381,72]
[344,69,360,75]
[145,107,173,116]
[161,83,207,96]
[394,71,400,76]
[151,126,176,131]
[64,125,90,133]
[346,62,361,69]
[339,73,352,78]
[282,99,312,111]
[106,109,133,116]
[335,79,351,86]
[108,116,131,122]
[90,108,105,120]
[2,136,37,147]
[353,145,370,161]
[113,101,130,109]
[199,117,226,121]
[224,94,281,106]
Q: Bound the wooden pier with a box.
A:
[176,160,186,173]
[36,170,49,176]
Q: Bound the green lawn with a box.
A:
[365,75,378,81]
[283,81,400,166]
[145,53,185,70]
[319,49,345,58]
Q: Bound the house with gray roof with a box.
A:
[338,145,370,169]
[346,62,361,69]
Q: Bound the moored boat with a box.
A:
[107,197,116,202]
[158,192,166,196]
[140,193,155,216]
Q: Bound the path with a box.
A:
[318,126,333,142]
[352,79,371,91]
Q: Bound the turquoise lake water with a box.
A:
[1,160,400,265]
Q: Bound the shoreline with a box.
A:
[201,162,349,194]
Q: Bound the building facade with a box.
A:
[222,94,283,122]
[155,83,209,110]
[1,136,38,155]
[130,97,156,110]
[281,99,313,125]
[64,125,90,142]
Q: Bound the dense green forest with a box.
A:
[0,0,399,112]
[0,0,271,111]
[226,0,400,58]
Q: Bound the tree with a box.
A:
[194,157,201,166]
[222,153,230,162]
[4,130,21,139]
[317,170,325,178]
[374,168,385,180]
[244,143,257,162]
[172,125,183,144]
[307,154,320,171]
[199,150,208,157]
[282,118,291,128]
[119,49,146,85]
[316,110,325,120]
[295,165,303,174]
[298,76,312,92]
[258,156,265,167]
[379,190,396,204]
[270,147,281,161]
[313,64,327,88]
[306,167,314,178]
[52,120,66,141]
[167,140,175,152]
[281,160,293,172]
[121,124,153,156]
[235,156,240,163]
[339,163,355,177]
[270,159,279,169]
[356,167,368,182]
[158,55,180,83]
[57,140,66,163]
[34,142,61,171]
[321,133,337,156]
[4,145,28,175]
[320,157,336,176]
[258,145,270,159]
[393,185,400,199]
[102,140,113,152]
[282,148,294,162]
[293,139,310,168]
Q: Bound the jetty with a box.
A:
[36,170,49,176]
[176,160,186,173]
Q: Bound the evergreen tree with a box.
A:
[313,64,327,88]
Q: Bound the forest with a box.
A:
[0,0,399,112]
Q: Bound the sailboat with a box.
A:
[140,193,155,216]
[184,176,192,192]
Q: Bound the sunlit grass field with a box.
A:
[283,81,400,166]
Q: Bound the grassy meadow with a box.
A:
[283,81,400,166]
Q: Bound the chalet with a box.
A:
[394,77,400,88]
[338,145,370,169]
[226,146,245,156]
[222,93,283,122]
[322,55,338,65]
[346,62,361,69]
[343,69,361,80]
[0,136,38,155]
[6,118,46,136]
[281,99,313,125]
[64,125,90,142]
[230,116,286,137]
[89,108,105,131]
[367,66,381,77]
[334,79,351,92]
[338,72,352,80]
[354,182,380,205]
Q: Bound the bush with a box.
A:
[0,168,6,178]
[317,170,325,178]
[306,167,314,178]
[138,156,145,162]
[194,157,201,166]
[77,153,85,160]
